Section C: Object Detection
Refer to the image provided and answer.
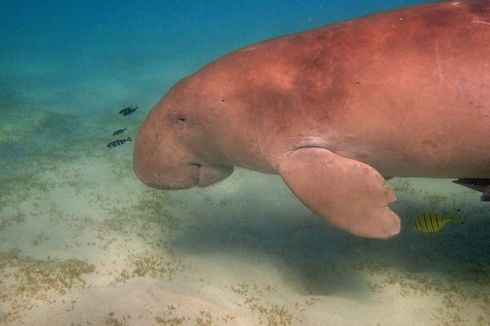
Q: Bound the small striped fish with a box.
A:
[119,105,138,116]
[413,212,460,233]
[112,128,127,136]
[107,137,131,149]
[119,105,135,114]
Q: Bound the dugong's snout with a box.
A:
[133,157,199,190]
[134,156,234,190]
[133,130,234,189]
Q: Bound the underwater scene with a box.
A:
[1,0,489,325]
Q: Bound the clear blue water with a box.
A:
[0,1,488,325]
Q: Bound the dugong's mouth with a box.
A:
[193,163,234,188]
[137,162,234,190]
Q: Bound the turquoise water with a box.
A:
[1,1,489,325]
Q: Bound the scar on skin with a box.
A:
[434,40,444,87]
[473,20,490,25]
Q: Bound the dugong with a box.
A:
[133,0,490,239]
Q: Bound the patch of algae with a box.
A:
[195,310,237,326]
[0,111,90,178]
[391,179,416,195]
[93,187,184,255]
[56,166,100,194]
[0,172,48,233]
[0,110,89,147]
[229,283,319,325]
[0,111,48,145]
[0,212,24,232]
[0,168,92,240]
[352,260,490,326]
[0,249,95,324]
[428,195,449,206]
[154,305,237,326]
[66,164,190,285]
[103,311,132,326]
[111,250,187,284]
[106,154,134,180]
[100,192,181,239]
[151,284,317,326]
[0,169,54,209]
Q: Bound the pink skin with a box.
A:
[133,0,490,238]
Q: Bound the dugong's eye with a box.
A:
[169,107,188,125]
[176,115,187,123]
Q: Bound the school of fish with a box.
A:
[106,105,138,149]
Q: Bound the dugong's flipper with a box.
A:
[279,148,400,239]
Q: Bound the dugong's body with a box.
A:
[134,0,490,239]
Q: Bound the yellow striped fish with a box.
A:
[413,212,460,233]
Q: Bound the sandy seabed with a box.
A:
[0,114,489,326]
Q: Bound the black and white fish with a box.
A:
[112,128,127,136]
[119,105,138,116]
[107,137,131,148]
[453,178,490,202]
[119,106,134,114]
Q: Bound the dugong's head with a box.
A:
[133,73,236,190]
